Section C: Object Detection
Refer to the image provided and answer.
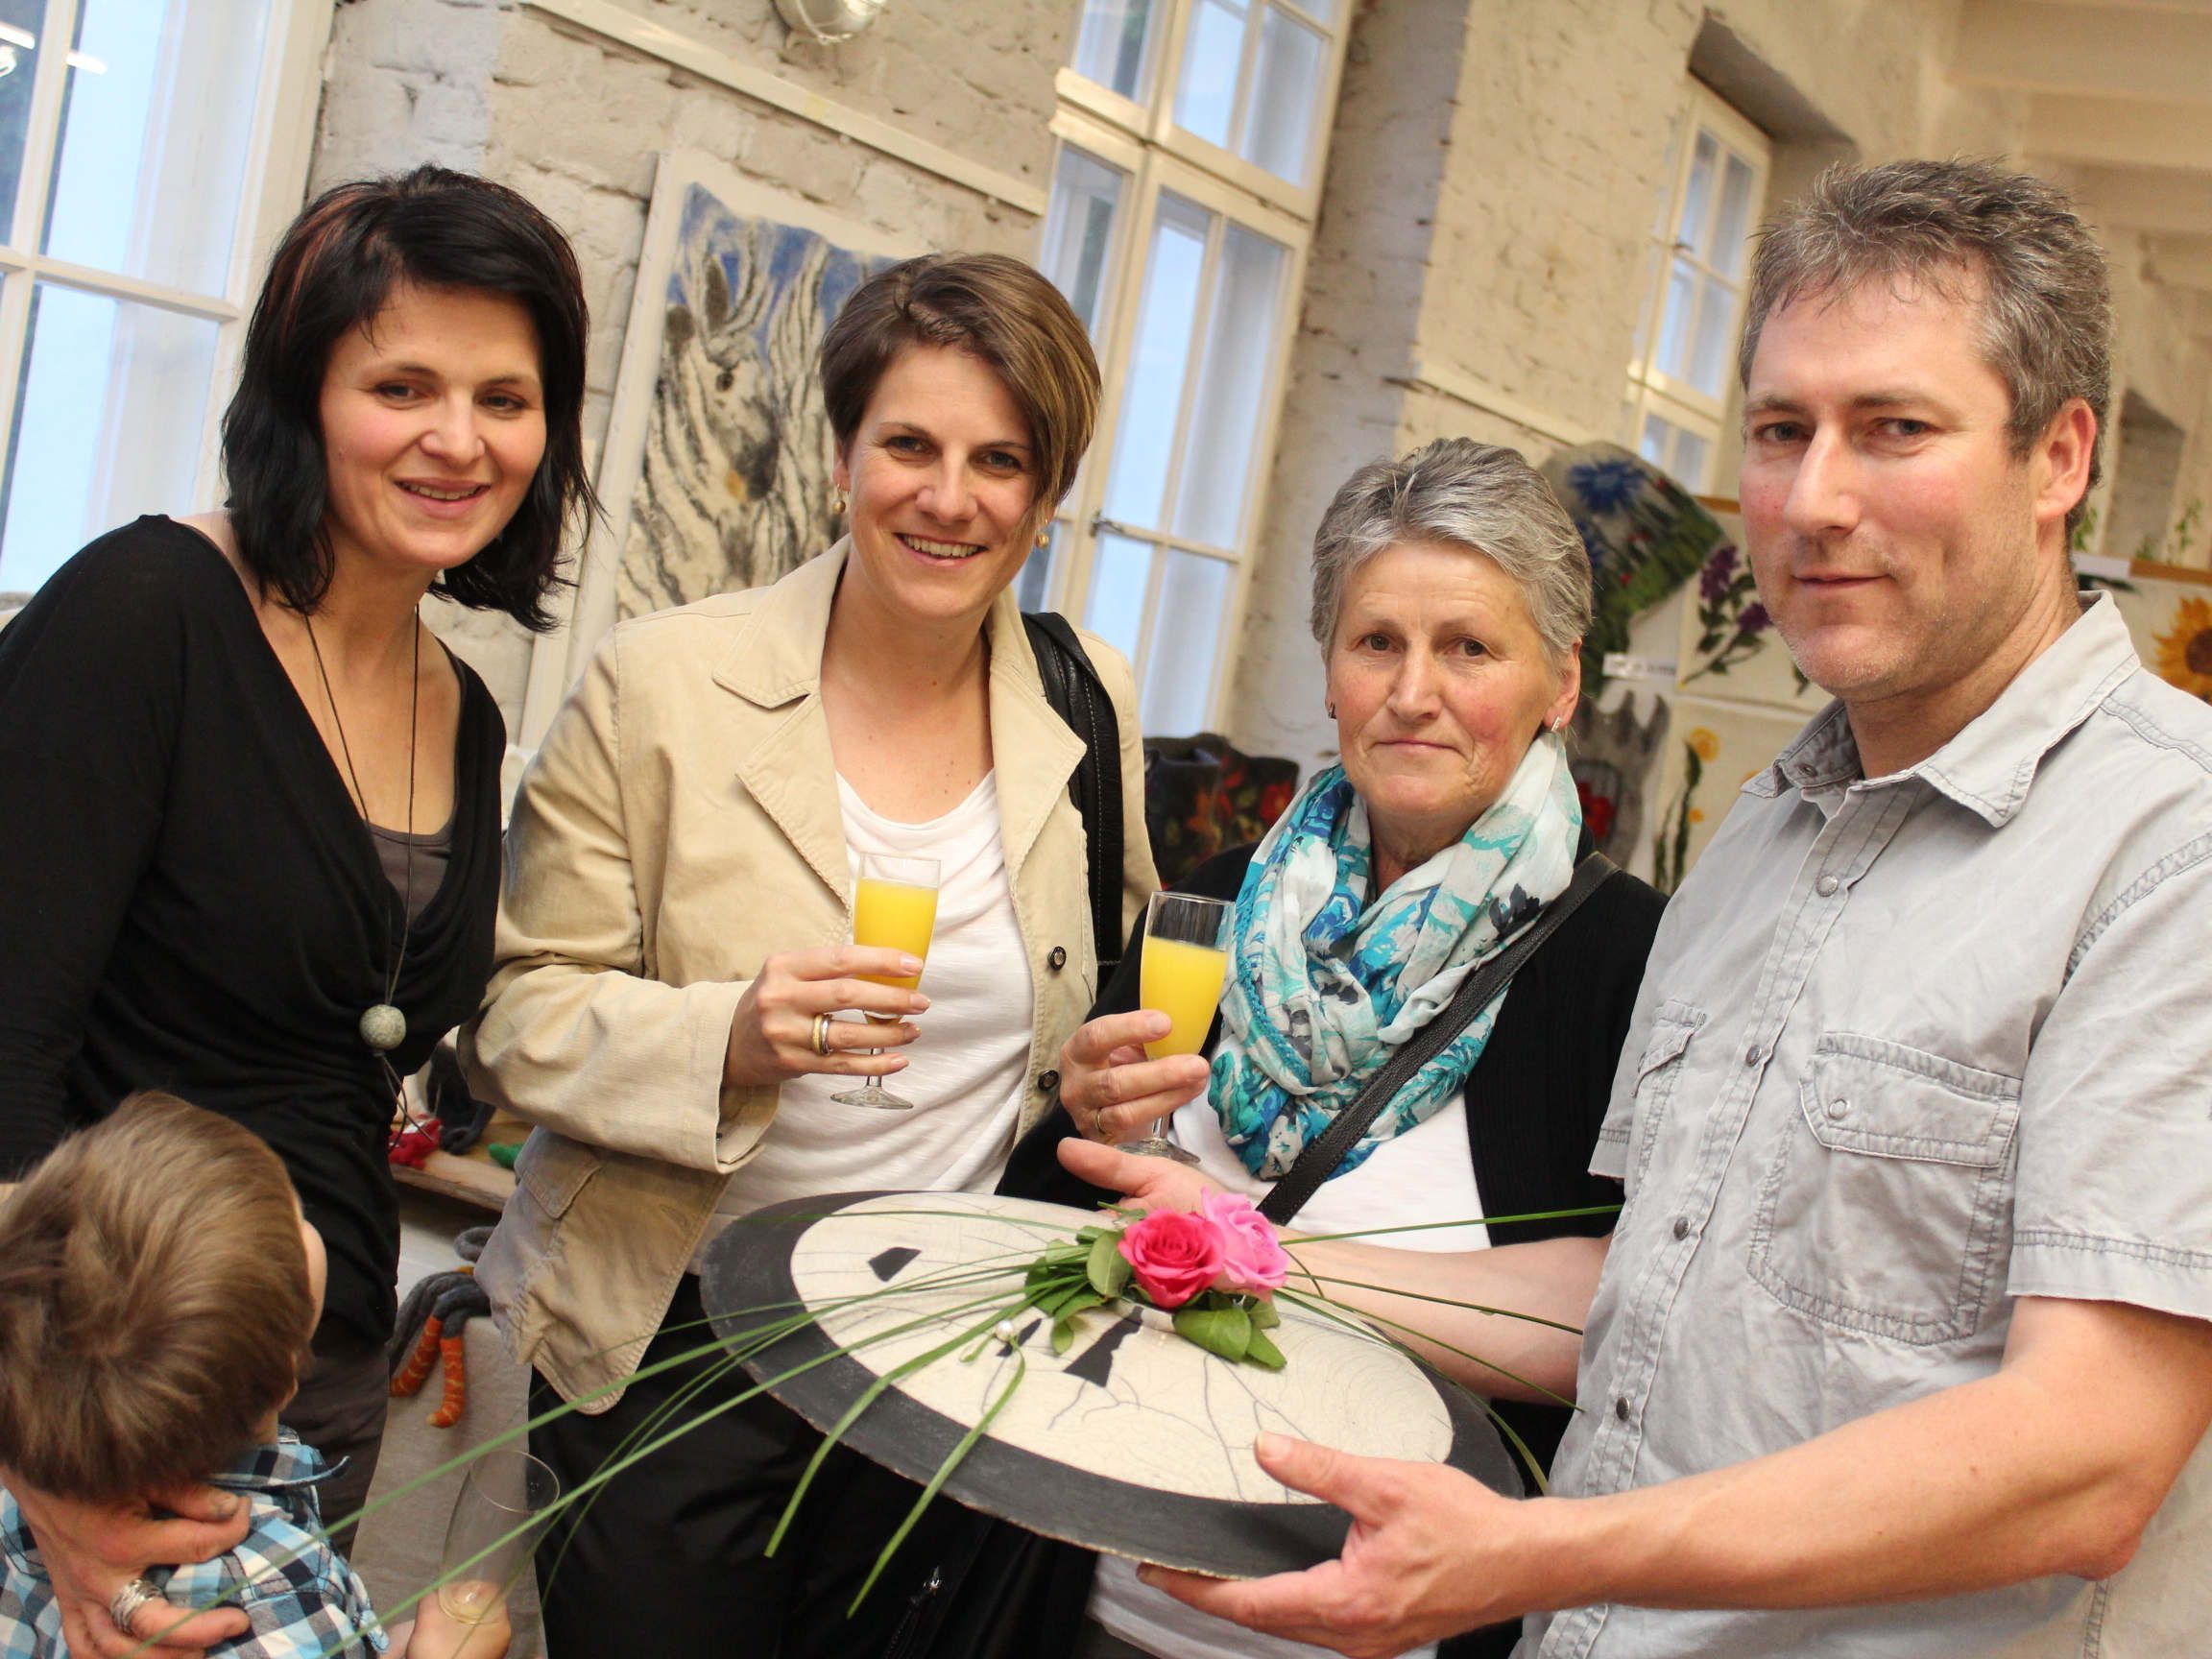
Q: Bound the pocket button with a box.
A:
[1815,874,1839,897]
[1826,1096,1849,1120]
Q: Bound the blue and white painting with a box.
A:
[615,182,902,619]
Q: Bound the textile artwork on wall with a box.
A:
[1538,443,1714,697]
[595,155,914,626]
[1647,697,1808,894]
[2105,571,2212,705]
[1672,504,1827,716]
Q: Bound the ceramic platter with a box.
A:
[700,1190,1522,1578]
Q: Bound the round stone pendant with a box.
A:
[359,1002,407,1052]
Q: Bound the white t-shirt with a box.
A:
[692,771,1035,1265]
[1087,1097,1489,1659]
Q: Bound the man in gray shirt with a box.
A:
[1070,156,2212,1656]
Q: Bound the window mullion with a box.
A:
[9,0,80,253]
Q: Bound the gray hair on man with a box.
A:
[1308,437,1594,666]
[1740,156,2112,532]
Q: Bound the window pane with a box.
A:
[1070,0,1161,102]
[1240,6,1324,185]
[1656,254,1695,382]
[43,0,271,294]
[1171,221,1285,547]
[1685,275,1733,398]
[1638,411,1671,469]
[1173,0,1244,152]
[1712,154,1756,276]
[1039,147,1126,342]
[1672,427,1711,493]
[1142,549,1233,734]
[1082,530,1154,664]
[0,0,45,241]
[1017,520,1064,613]
[1675,130,1717,252]
[0,282,220,592]
[1103,192,1211,530]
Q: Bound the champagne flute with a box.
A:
[436,1446,558,1647]
[832,851,941,1111]
[1116,891,1232,1163]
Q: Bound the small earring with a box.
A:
[830,487,848,517]
[1325,701,1336,719]
[1035,527,1051,550]
[1551,714,1569,733]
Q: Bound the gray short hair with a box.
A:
[1740,157,2110,534]
[1309,438,1593,664]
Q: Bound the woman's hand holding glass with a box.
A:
[721,945,928,1091]
[1058,1009,1211,1146]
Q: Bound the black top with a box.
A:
[0,517,505,1343]
[1001,835,1666,1476]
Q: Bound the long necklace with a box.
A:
[304,609,420,1055]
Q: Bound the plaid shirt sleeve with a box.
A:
[154,1439,392,1659]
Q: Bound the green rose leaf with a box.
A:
[1173,1303,1252,1364]
[1249,1298,1281,1330]
[1051,1318,1077,1356]
[1086,1231,1134,1300]
[1244,1327,1286,1370]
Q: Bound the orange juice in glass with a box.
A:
[1119,891,1232,1162]
[833,852,941,1110]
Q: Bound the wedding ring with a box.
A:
[812,1013,834,1057]
[109,1576,165,1638]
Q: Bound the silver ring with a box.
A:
[811,1013,834,1057]
[109,1576,165,1638]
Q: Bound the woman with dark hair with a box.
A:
[0,164,593,1659]
[465,251,1156,1658]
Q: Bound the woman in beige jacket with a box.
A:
[465,253,1155,1657]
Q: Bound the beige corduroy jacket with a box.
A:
[464,545,1155,1409]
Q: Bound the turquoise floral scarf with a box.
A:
[1210,733,1583,1181]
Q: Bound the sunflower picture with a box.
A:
[2151,596,2212,703]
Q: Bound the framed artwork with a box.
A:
[565,153,917,669]
[1647,696,1811,893]
[1672,503,1828,715]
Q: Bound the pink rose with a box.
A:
[1202,1190,1290,1297]
[1118,1210,1227,1310]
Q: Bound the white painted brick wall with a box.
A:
[312,0,1069,729]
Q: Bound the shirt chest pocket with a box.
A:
[1748,1033,2020,1345]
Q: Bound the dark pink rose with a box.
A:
[1118,1210,1227,1310]
[1202,1190,1290,1296]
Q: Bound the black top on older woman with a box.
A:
[0,165,595,1656]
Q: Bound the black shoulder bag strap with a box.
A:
[1258,852,1619,1228]
[1022,611,1126,981]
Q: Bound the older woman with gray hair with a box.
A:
[988,436,1668,1659]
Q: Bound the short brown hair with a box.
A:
[819,252,1099,529]
[1740,157,2111,534]
[0,1094,316,1503]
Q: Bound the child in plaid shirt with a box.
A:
[0,1094,499,1659]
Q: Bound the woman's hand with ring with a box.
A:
[7,1480,250,1658]
[723,945,928,1091]
[1057,1010,1211,1143]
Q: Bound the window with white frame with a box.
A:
[0,0,329,599]
[1621,81,1769,495]
[1022,0,1349,736]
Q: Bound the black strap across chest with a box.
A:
[1022,611,1125,981]
[1258,852,1619,1227]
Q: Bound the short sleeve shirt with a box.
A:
[1527,596,2212,1658]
